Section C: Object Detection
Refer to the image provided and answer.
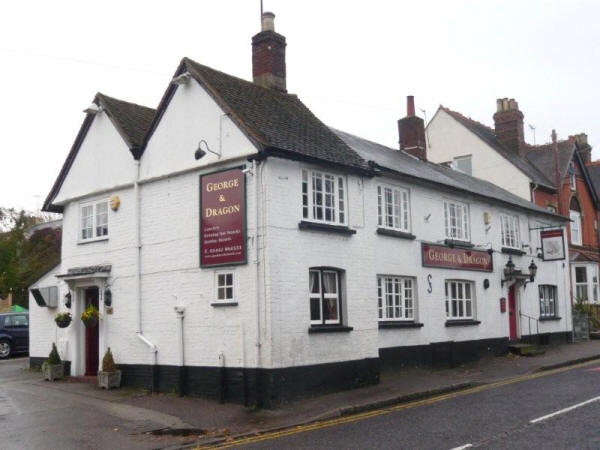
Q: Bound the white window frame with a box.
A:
[574,266,588,302]
[453,155,472,176]
[444,200,470,242]
[500,214,520,249]
[445,280,475,320]
[377,275,416,321]
[79,199,109,242]
[539,285,558,318]
[377,184,410,232]
[215,271,235,303]
[573,265,599,303]
[570,210,582,246]
[302,169,347,225]
[570,163,577,190]
[309,268,342,325]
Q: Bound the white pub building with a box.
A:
[30,13,572,407]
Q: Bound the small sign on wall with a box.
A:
[200,168,247,267]
[540,229,565,261]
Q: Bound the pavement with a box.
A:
[1,340,600,449]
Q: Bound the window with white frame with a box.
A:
[80,200,109,241]
[575,266,588,301]
[309,268,342,325]
[570,211,582,245]
[570,163,576,190]
[444,200,470,241]
[539,285,557,318]
[377,276,415,321]
[445,280,475,320]
[377,185,410,232]
[302,170,346,225]
[453,155,472,176]
[216,272,234,302]
[501,214,520,249]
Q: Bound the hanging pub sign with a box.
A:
[540,229,565,261]
[200,168,246,267]
[422,243,493,272]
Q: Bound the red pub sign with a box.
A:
[200,168,246,267]
[422,243,493,272]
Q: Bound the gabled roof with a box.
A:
[143,57,369,173]
[438,106,555,190]
[587,163,600,197]
[333,129,565,221]
[42,93,156,213]
[525,140,575,182]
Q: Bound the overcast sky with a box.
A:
[2,0,599,212]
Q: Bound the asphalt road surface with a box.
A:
[232,361,600,449]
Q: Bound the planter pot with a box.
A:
[42,363,64,381]
[97,370,122,389]
[82,317,98,328]
[55,319,71,329]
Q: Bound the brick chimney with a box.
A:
[571,133,591,164]
[493,98,525,156]
[398,96,426,160]
[252,12,287,92]
[552,129,561,199]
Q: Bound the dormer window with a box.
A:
[453,155,472,176]
[80,200,109,242]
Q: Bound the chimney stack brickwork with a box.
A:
[493,98,526,157]
[398,96,427,161]
[252,12,287,92]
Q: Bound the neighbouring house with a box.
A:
[427,100,600,305]
[29,12,571,407]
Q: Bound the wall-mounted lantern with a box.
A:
[104,288,112,307]
[64,292,72,309]
[501,257,537,288]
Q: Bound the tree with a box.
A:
[0,208,61,307]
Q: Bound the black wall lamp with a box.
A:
[104,288,112,307]
[64,292,72,309]
[194,139,221,160]
[501,257,537,288]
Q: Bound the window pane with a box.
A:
[323,298,338,322]
[310,271,320,294]
[310,297,321,321]
[323,272,337,294]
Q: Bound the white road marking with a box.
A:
[449,444,472,450]
[530,395,600,424]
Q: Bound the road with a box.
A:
[0,357,191,450]
[217,360,600,449]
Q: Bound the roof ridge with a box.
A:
[96,92,156,113]
[440,105,495,133]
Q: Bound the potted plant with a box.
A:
[55,312,72,328]
[81,304,99,328]
[97,347,121,389]
[42,343,64,381]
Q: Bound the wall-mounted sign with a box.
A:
[200,168,246,267]
[540,229,565,261]
[422,243,493,272]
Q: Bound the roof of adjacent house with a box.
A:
[438,106,555,189]
[525,140,576,182]
[333,129,565,221]
[586,163,600,197]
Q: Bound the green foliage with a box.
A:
[55,312,72,326]
[0,208,61,307]
[46,343,61,365]
[81,304,99,322]
[573,297,600,331]
[102,347,117,372]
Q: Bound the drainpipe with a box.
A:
[174,304,185,396]
[254,159,261,370]
[133,160,158,388]
[552,130,562,215]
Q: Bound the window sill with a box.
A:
[539,316,562,321]
[210,301,239,307]
[376,228,416,240]
[444,239,474,248]
[308,325,354,333]
[298,221,356,235]
[445,319,481,327]
[378,321,424,329]
[78,236,109,245]
[501,247,526,256]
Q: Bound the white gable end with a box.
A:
[140,79,258,181]
[427,108,532,200]
[54,114,135,204]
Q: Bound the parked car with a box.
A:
[0,313,29,359]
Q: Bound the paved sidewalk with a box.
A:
[21,340,600,448]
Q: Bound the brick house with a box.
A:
[427,100,600,305]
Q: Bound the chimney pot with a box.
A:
[407,95,415,117]
[252,11,287,92]
[261,11,275,32]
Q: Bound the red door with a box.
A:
[84,287,99,376]
[508,285,517,341]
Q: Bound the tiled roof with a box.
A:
[587,164,600,197]
[179,58,369,172]
[525,140,575,183]
[97,93,156,156]
[333,128,565,221]
[439,106,555,189]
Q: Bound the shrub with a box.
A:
[46,343,61,366]
[102,347,117,372]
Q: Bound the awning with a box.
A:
[56,265,112,282]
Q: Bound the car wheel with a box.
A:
[0,339,11,359]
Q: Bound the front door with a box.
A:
[84,287,99,376]
[508,285,518,341]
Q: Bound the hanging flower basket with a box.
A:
[81,304,100,328]
[55,312,72,329]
